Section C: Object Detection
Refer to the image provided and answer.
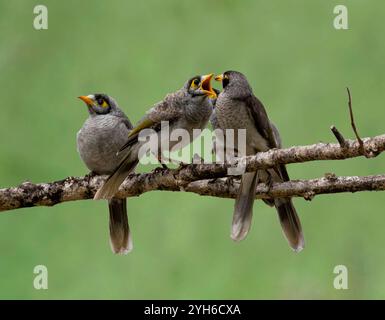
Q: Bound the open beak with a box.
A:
[200,73,217,98]
[214,74,224,82]
[78,95,94,106]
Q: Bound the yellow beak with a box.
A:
[78,96,94,106]
[215,74,224,82]
[200,73,217,98]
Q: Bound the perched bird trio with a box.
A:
[77,71,304,255]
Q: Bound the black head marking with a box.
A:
[187,75,201,88]
[222,71,230,89]
[94,93,110,107]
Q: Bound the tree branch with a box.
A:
[186,174,385,200]
[330,125,347,148]
[1,133,385,212]
[346,87,365,153]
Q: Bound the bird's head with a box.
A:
[185,74,217,99]
[78,94,117,115]
[215,71,252,97]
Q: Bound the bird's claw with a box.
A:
[85,171,98,180]
[153,166,166,174]
[177,161,189,169]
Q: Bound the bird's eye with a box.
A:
[97,98,109,108]
[190,78,200,89]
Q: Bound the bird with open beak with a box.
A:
[211,71,304,252]
[94,74,217,200]
[77,94,135,254]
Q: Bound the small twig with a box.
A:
[347,87,365,153]
[330,125,347,148]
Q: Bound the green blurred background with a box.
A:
[0,0,384,299]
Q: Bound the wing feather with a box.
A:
[243,95,278,149]
[242,95,292,181]
[118,94,183,153]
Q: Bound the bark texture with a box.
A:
[1,134,385,212]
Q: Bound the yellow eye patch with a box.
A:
[101,100,109,108]
[190,78,200,89]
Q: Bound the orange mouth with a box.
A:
[200,74,217,98]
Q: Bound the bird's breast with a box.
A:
[77,116,130,174]
[215,98,254,131]
[214,98,269,154]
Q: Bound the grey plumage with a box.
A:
[211,71,304,252]
[77,94,134,254]
[95,74,216,200]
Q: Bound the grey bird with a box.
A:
[211,71,304,252]
[94,74,216,200]
[77,94,134,254]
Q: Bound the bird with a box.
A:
[77,93,135,254]
[211,71,304,252]
[211,88,221,107]
[94,74,217,200]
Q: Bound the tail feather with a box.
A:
[94,151,139,200]
[108,198,132,254]
[231,171,258,241]
[275,198,304,252]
